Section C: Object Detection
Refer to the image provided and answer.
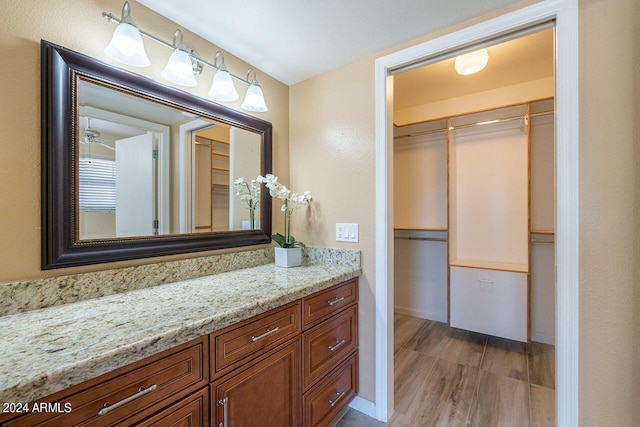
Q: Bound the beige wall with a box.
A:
[0,0,289,282]
[578,0,639,425]
[290,60,377,400]
[291,0,639,423]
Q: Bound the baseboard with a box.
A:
[348,396,377,419]
[531,331,555,345]
[394,305,447,323]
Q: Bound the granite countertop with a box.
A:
[0,260,361,405]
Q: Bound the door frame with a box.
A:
[80,106,171,235]
[373,0,579,424]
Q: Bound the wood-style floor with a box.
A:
[335,314,555,427]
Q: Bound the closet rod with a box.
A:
[394,227,447,232]
[530,239,555,244]
[449,114,526,131]
[530,110,555,118]
[394,127,447,139]
[395,110,553,139]
[395,236,448,242]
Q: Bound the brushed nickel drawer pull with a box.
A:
[251,326,279,342]
[327,296,345,306]
[97,384,158,416]
[218,397,228,427]
[329,390,347,407]
[328,339,346,352]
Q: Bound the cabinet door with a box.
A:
[212,339,300,427]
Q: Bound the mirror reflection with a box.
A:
[77,78,262,241]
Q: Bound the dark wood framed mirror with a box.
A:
[41,40,272,269]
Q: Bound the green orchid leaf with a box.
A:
[271,233,286,247]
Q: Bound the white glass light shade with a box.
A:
[454,48,489,75]
[161,49,197,87]
[104,22,150,67]
[208,64,239,102]
[241,79,268,112]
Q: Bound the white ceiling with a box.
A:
[136,0,524,85]
[394,28,554,110]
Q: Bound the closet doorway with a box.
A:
[391,22,556,422]
[372,2,579,424]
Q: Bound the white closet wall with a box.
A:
[393,120,448,322]
[394,120,448,229]
[449,105,529,342]
[449,105,529,271]
[394,100,555,343]
[395,230,448,321]
[530,98,556,344]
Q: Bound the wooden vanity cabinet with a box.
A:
[210,278,359,427]
[211,339,301,427]
[1,336,209,427]
[301,279,359,426]
[209,300,302,427]
[1,278,359,427]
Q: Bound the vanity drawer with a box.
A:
[4,337,208,427]
[211,300,301,380]
[302,305,358,391]
[302,278,358,329]
[133,386,209,426]
[303,352,358,427]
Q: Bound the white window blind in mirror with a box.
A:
[78,157,116,211]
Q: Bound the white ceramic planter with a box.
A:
[274,247,302,268]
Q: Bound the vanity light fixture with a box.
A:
[454,48,489,75]
[208,51,239,102]
[102,1,268,111]
[104,1,150,67]
[161,30,198,87]
[241,69,268,112]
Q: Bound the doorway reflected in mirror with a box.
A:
[77,79,261,241]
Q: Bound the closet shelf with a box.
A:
[449,259,529,274]
[394,227,448,232]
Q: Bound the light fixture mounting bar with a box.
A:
[102,11,252,86]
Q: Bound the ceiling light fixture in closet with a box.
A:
[454,48,489,75]
[102,1,268,112]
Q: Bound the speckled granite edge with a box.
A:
[0,261,362,404]
[0,248,273,317]
[304,247,361,267]
[0,247,360,317]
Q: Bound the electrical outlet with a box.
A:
[336,223,358,243]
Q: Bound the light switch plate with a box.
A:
[336,223,358,242]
